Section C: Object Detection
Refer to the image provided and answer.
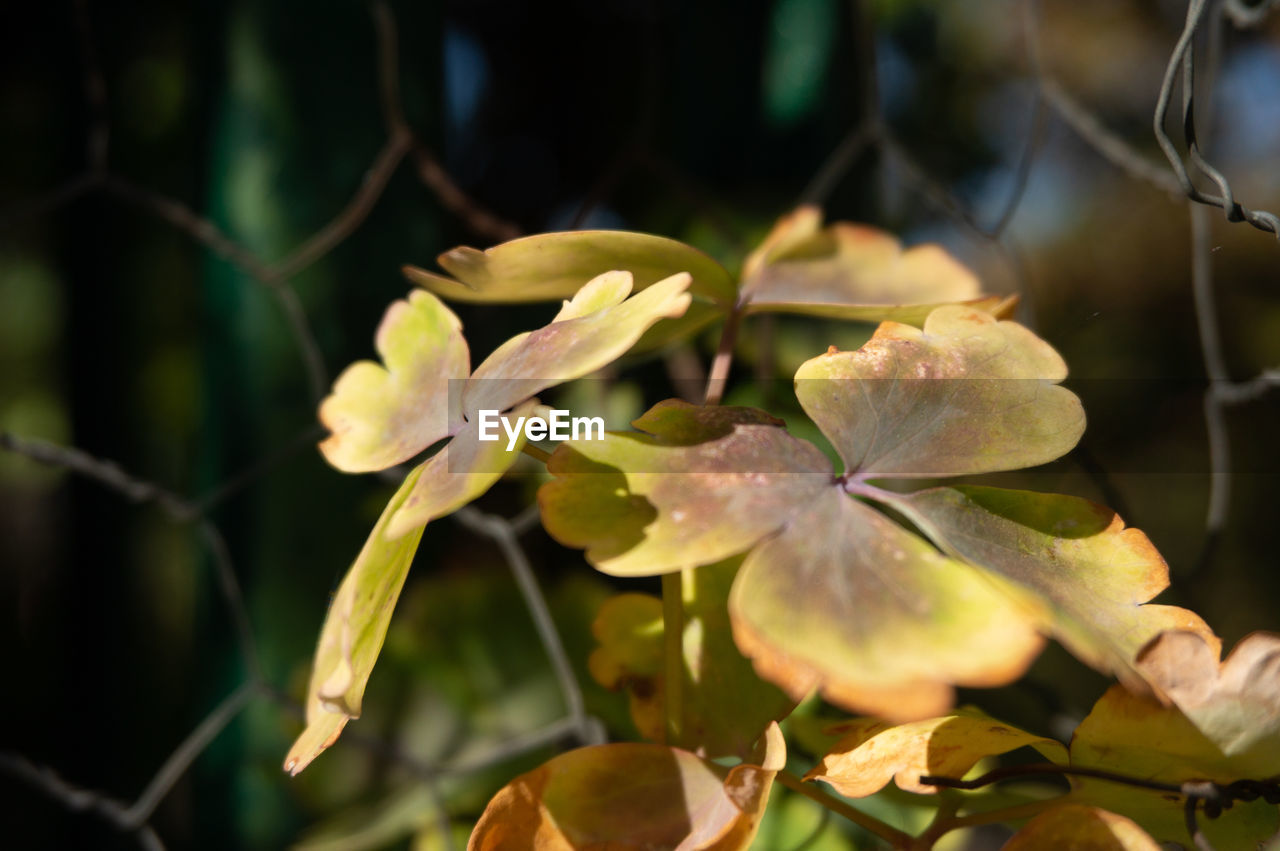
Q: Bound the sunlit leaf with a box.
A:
[318,291,468,473]
[588,559,796,759]
[738,206,1007,322]
[795,305,1083,478]
[1003,805,1162,851]
[464,271,692,416]
[730,490,1045,720]
[386,405,533,539]
[1136,630,1280,774]
[1069,684,1280,848]
[285,467,426,776]
[539,401,831,576]
[902,486,1212,694]
[404,229,736,305]
[467,723,786,850]
[804,710,1067,797]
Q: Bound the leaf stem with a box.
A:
[520,443,551,463]
[661,571,684,748]
[775,771,912,847]
[704,304,744,406]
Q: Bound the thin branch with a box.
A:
[122,682,255,827]
[775,771,912,847]
[453,507,598,746]
[0,754,166,851]
[704,306,744,406]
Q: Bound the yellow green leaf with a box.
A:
[902,486,1212,697]
[803,711,1067,797]
[386,404,532,539]
[796,305,1084,478]
[729,490,1046,721]
[467,723,785,850]
[403,229,736,305]
[285,466,426,775]
[463,271,693,416]
[318,291,468,473]
[1003,805,1162,851]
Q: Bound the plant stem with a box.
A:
[661,571,684,748]
[775,771,912,847]
[703,304,744,406]
[520,443,551,463]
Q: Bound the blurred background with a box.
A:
[1,0,1278,847]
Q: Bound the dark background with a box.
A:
[1,0,1278,847]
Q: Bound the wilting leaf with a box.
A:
[404,229,736,305]
[804,711,1067,798]
[1137,630,1280,773]
[1069,684,1280,847]
[539,401,831,576]
[738,206,1010,323]
[1003,805,1162,851]
[796,305,1084,478]
[467,722,785,850]
[318,290,468,473]
[730,491,1046,720]
[285,467,426,776]
[589,559,796,759]
[902,487,1212,695]
[464,271,692,416]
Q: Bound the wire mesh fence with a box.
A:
[1,0,1278,848]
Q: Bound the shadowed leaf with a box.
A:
[729,491,1045,720]
[285,466,426,775]
[902,486,1212,695]
[467,723,785,850]
[318,291,468,473]
[796,305,1083,478]
[404,229,736,305]
[804,710,1066,797]
[1003,805,1161,850]
[589,559,797,759]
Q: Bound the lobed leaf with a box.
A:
[728,491,1046,720]
[796,305,1084,478]
[318,291,468,473]
[1003,805,1162,851]
[467,723,785,850]
[285,466,426,775]
[539,401,832,576]
[1136,629,1280,774]
[463,271,693,416]
[803,710,1066,797]
[738,206,1007,322]
[901,486,1212,695]
[404,229,736,305]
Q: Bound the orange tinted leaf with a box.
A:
[796,306,1083,478]
[468,724,785,850]
[739,206,996,322]
[729,490,1045,721]
[804,711,1066,797]
[1004,805,1162,851]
